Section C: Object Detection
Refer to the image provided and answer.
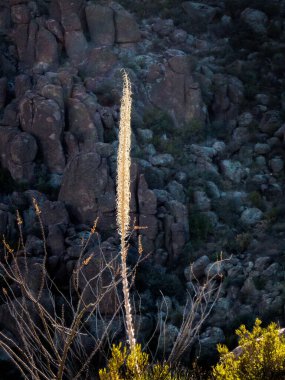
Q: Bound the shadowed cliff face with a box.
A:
[0,0,284,372]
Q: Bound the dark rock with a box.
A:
[15,74,31,98]
[139,214,158,240]
[45,19,64,42]
[150,65,206,124]
[12,23,29,63]
[259,111,282,135]
[76,242,120,315]
[25,235,44,256]
[11,257,45,294]
[0,77,7,110]
[68,98,98,151]
[40,84,64,109]
[186,255,210,280]
[112,5,140,43]
[40,200,69,227]
[170,29,188,43]
[85,4,115,46]
[99,107,114,129]
[64,131,79,160]
[152,19,174,37]
[240,208,263,226]
[64,30,88,64]
[81,47,117,77]
[47,224,65,256]
[95,142,114,158]
[61,11,82,31]
[0,210,9,236]
[212,74,244,121]
[11,4,30,24]
[240,8,268,35]
[9,132,37,165]
[0,6,11,32]
[182,2,218,24]
[59,0,86,15]
[195,326,225,362]
[19,94,66,173]
[1,100,19,127]
[0,127,36,182]
[150,154,174,167]
[138,174,157,215]
[58,152,116,230]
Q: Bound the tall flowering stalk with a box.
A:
[116,71,136,350]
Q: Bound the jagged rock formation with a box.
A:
[0,0,285,373]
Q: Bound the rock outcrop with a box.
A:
[0,0,284,371]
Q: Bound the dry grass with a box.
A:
[0,201,124,380]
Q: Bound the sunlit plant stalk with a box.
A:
[116,71,136,350]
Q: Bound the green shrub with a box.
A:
[248,191,266,211]
[213,318,285,380]
[266,208,279,223]
[252,276,267,291]
[143,108,174,135]
[99,343,191,380]
[189,212,213,242]
[234,233,252,253]
[137,266,185,301]
[99,343,209,380]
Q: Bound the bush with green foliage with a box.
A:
[99,343,207,380]
[213,318,285,380]
[248,191,266,211]
[188,212,213,242]
[143,108,175,135]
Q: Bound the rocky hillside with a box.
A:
[0,0,285,374]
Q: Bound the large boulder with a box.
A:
[12,22,36,67]
[259,111,282,135]
[64,30,88,64]
[9,132,37,165]
[0,127,37,182]
[220,160,244,183]
[182,2,218,23]
[11,4,30,24]
[19,94,66,173]
[240,208,263,226]
[85,4,115,46]
[76,242,120,315]
[212,74,244,121]
[40,200,69,227]
[240,8,268,35]
[149,62,206,124]
[138,174,157,215]
[58,152,116,231]
[114,8,140,43]
[81,47,117,77]
[195,326,225,362]
[35,26,59,71]
[67,98,99,151]
[164,200,189,260]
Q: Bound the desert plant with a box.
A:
[213,318,285,380]
[99,342,207,380]
[188,212,213,243]
[117,71,136,351]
